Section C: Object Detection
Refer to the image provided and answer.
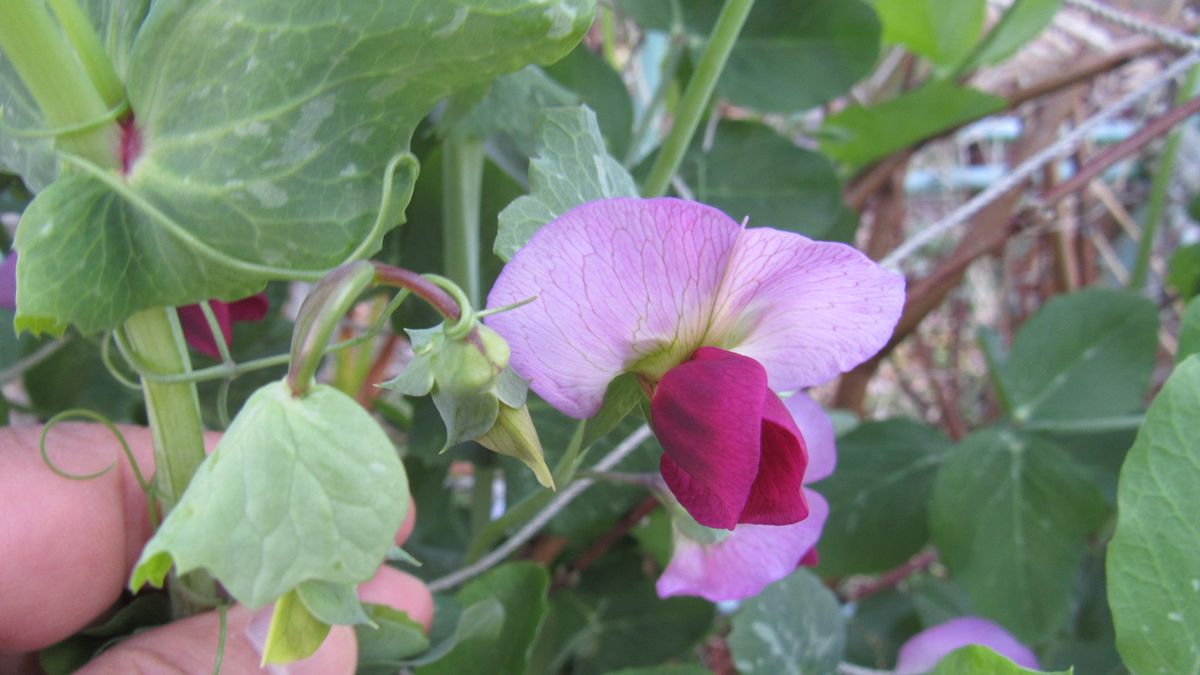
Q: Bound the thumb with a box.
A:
[78,605,356,675]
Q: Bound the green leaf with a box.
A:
[930,429,1108,642]
[873,0,985,67]
[441,66,578,153]
[418,563,549,675]
[1168,242,1200,301]
[408,598,505,668]
[356,604,432,674]
[821,81,1005,169]
[1180,297,1200,364]
[960,0,1062,71]
[997,289,1158,424]
[605,667,711,675]
[1107,356,1200,675]
[295,580,373,627]
[16,0,592,333]
[728,569,845,675]
[814,419,954,576]
[929,645,1072,674]
[619,0,879,112]
[130,381,408,608]
[263,588,332,664]
[495,105,638,261]
[545,45,634,159]
[679,120,857,242]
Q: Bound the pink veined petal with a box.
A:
[784,392,836,484]
[895,616,1041,674]
[714,227,905,391]
[739,392,809,526]
[486,198,741,418]
[654,347,766,530]
[656,489,829,602]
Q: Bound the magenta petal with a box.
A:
[784,392,836,484]
[0,252,17,311]
[739,392,808,525]
[657,489,829,602]
[486,198,741,418]
[716,228,905,390]
[895,617,1041,674]
[226,294,270,322]
[653,347,766,530]
[178,302,232,360]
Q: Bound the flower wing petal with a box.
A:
[715,228,905,390]
[177,301,232,360]
[739,391,809,525]
[895,616,1041,674]
[785,392,836,484]
[656,489,829,602]
[653,347,765,530]
[486,198,740,418]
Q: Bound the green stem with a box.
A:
[45,0,124,108]
[624,31,686,168]
[0,0,117,164]
[441,136,485,307]
[121,309,207,512]
[600,5,618,67]
[640,0,754,197]
[1129,60,1200,290]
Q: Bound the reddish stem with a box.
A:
[371,262,462,320]
[845,549,939,602]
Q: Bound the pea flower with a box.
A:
[894,616,1040,673]
[486,198,903,529]
[656,391,835,601]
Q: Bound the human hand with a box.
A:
[0,423,432,674]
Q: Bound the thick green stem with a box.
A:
[442,136,485,307]
[45,0,124,108]
[0,0,117,163]
[121,309,207,511]
[640,0,754,198]
[1129,61,1200,290]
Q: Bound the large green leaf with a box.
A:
[545,44,634,159]
[728,570,845,675]
[0,0,147,191]
[1170,243,1200,302]
[15,0,592,334]
[930,430,1108,642]
[418,562,550,675]
[872,0,985,67]
[1107,356,1200,675]
[997,289,1158,424]
[961,0,1062,71]
[821,81,1005,169]
[930,645,1071,674]
[130,381,409,608]
[619,0,879,112]
[814,419,954,576]
[494,105,637,261]
[678,120,856,242]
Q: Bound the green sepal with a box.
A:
[432,388,499,449]
[295,580,374,628]
[262,588,332,665]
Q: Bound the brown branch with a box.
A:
[551,496,660,592]
[844,549,939,602]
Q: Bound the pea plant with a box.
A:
[1,0,1199,673]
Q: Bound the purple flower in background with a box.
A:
[895,617,1041,673]
[656,392,836,601]
[487,198,902,529]
[2,250,267,359]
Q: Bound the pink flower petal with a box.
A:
[895,617,1041,674]
[715,227,905,391]
[785,392,836,484]
[653,347,766,530]
[656,489,829,602]
[226,294,270,322]
[739,392,809,525]
[486,198,739,418]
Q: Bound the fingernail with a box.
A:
[245,605,292,675]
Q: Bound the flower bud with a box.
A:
[433,323,510,396]
[476,403,554,489]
